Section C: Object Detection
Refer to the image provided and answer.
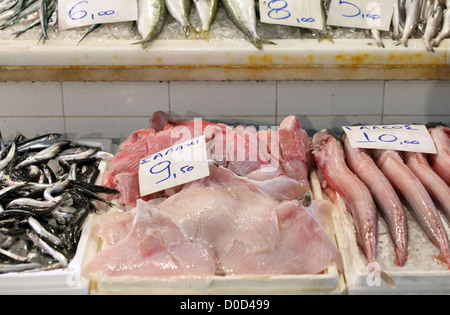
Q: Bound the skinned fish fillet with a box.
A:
[87,165,342,278]
[342,135,408,266]
[373,149,450,267]
[312,130,378,264]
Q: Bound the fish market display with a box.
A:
[0,132,117,274]
[85,112,344,280]
[0,0,449,51]
[312,129,378,264]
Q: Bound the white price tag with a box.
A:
[342,125,437,154]
[326,0,394,31]
[259,0,325,30]
[139,136,210,197]
[58,0,138,30]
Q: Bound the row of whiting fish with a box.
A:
[312,123,450,268]
[0,132,118,274]
[1,0,450,51]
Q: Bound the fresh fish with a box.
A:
[373,149,450,266]
[16,132,61,151]
[371,29,385,48]
[404,151,450,221]
[433,7,450,47]
[6,194,66,214]
[26,231,68,267]
[312,130,378,264]
[28,216,63,247]
[14,140,70,170]
[342,135,408,266]
[0,262,42,273]
[39,0,53,42]
[165,0,195,38]
[193,0,218,40]
[0,0,23,25]
[135,0,166,49]
[0,138,16,172]
[0,248,30,263]
[423,4,443,52]
[393,0,404,40]
[396,0,422,47]
[55,147,97,161]
[428,124,450,185]
[221,0,275,49]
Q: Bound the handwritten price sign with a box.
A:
[58,0,137,30]
[259,0,325,30]
[138,136,210,197]
[326,0,393,31]
[342,125,437,154]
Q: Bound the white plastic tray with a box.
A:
[313,170,450,295]
[0,139,112,295]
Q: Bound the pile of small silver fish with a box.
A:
[0,132,118,274]
[1,0,450,50]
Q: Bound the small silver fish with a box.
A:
[14,140,69,170]
[28,216,63,247]
[135,0,166,49]
[27,231,68,267]
[396,0,421,47]
[433,7,450,47]
[423,4,443,52]
[221,0,275,49]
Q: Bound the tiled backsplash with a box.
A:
[1,80,449,140]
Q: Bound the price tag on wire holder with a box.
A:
[58,0,138,30]
[326,0,394,31]
[259,0,325,31]
[342,124,437,154]
[139,136,210,197]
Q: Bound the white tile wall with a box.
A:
[0,80,448,140]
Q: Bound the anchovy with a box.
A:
[77,23,102,45]
[0,139,17,172]
[193,0,218,40]
[397,0,422,47]
[26,231,68,267]
[134,0,166,49]
[373,149,450,266]
[55,147,97,162]
[423,4,443,52]
[221,0,275,49]
[370,29,385,48]
[0,247,30,263]
[14,140,70,170]
[0,262,42,274]
[43,178,70,201]
[27,216,63,247]
[6,194,66,214]
[165,0,195,38]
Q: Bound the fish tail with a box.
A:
[250,37,276,50]
[183,24,197,39]
[193,29,211,41]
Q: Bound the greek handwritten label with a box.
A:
[58,0,138,30]
[326,0,394,31]
[342,125,437,154]
[259,0,325,30]
[139,136,210,197]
